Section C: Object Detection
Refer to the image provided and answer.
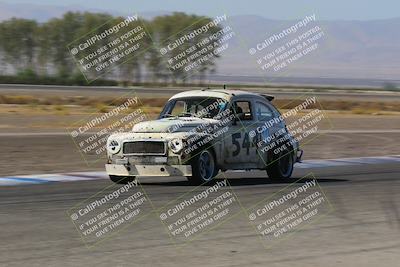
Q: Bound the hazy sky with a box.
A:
[1,0,399,20]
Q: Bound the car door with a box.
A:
[223,97,259,166]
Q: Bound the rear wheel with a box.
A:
[266,149,294,181]
[187,149,217,185]
[109,175,136,184]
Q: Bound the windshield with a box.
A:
[159,97,228,119]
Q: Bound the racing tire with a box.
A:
[109,175,136,184]
[266,149,294,181]
[187,149,217,185]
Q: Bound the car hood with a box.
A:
[132,117,218,133]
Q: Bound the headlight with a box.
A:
[107,140,121,154]
[168,138,184,153]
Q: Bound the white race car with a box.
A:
[106,89,302,184]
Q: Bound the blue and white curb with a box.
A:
[0,155,399,186]
[295,155,400,168]
[0,172,108,186]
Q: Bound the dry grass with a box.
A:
[0,95,38,104]
[94,103,109,113]
[0,94,170,108]
[1,94,400,115]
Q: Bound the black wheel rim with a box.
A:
[199,151,215,181]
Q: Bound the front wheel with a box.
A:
[109,175,136,184]
[187,149,217,185]
[266,149,294,181]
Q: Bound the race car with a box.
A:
[105,89,303,184]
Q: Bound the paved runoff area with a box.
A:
[0,158,399,267]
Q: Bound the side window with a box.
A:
[269,103,282,118]
[233,101,253,121]
[255,101,274,121]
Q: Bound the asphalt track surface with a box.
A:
[1,161,400,266]
[2,84,400,102]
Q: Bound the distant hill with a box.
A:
[219,15,400,80]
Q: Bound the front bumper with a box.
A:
[105,164,192,177]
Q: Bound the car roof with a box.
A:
[169,89,269,101]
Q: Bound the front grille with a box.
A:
[123,141,165,155]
